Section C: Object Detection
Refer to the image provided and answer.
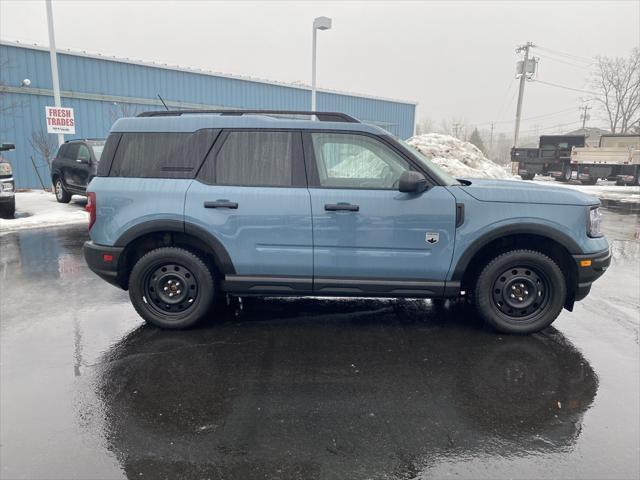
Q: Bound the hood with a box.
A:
[457,178,599,206]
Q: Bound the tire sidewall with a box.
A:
[475,250,566,334]
[54,178,71,203]
[129,247,215,329]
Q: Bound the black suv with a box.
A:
[51,139,105,202]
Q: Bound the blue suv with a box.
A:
[83,110,610,333]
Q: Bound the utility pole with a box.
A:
[46,0,64,147]
[489,123,495,156]
[513,41,534,148]
[580,105,591,129]
[452,123,460,138]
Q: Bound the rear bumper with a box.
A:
[83,241,126,289]
[573,248,611,301]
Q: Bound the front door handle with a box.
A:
[204,200,238,209]
[325,203,359,212]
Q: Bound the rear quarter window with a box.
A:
[108,130,220,178]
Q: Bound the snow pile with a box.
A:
[0,191,88,234]
[407,133,512,180]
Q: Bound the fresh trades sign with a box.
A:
[45,106,75,134]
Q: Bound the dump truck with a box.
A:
[511,135,586,181]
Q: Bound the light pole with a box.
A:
[45,0,64,147]
[311,16,332,112]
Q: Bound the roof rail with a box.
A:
[136,109,359,123]
[64,138,106,143]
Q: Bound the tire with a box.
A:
[580,177,597,185]
[0,197,15,219]
[520,173,534,181]
[54,177,72,203]
[556,165,572,182]
[128,247,215,329]
[474,249,566,334]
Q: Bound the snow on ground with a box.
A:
[407,133,512,180]
[0,191,88,234]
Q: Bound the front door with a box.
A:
[185,130,313,294]
[304,132,457,296]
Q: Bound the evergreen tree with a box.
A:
[469,128,486,154]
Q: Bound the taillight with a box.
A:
[86,192,96,230]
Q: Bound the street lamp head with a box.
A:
[313,16,332,31]
[21,78,31,87]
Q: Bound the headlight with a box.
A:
[0,162,12,175]
[587,206,603,238]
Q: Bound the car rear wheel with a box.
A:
[54,178,72,203]
[474,249,566,334]
[520,173,535,181]
[129,247,215,329]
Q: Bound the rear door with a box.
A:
[185,130,313,294]
[304,131,456,296]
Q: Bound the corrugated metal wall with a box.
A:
[0,42,416,188]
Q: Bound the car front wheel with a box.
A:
[128,247,215,329]
[474,249,566,334]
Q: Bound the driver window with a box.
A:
[311,133,409,189]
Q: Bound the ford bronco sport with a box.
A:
[83,110,610,333]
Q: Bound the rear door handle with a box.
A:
[204,200,238,209]
[324,203,359,212]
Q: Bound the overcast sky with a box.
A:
[1,0,638,135]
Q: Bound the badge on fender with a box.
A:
[425,232,439,244]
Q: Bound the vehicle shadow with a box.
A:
[95,297,598,480]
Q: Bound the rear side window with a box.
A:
[108,130,219,178]
[97,134,122,177]
[200,131,295,186]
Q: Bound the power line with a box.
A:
[534,79,597,95]
[535,46,593,63]
[536,53,592,70]
[476,106,580,128]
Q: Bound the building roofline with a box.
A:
[0,39,418,106]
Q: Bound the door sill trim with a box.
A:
[223,275,460,298]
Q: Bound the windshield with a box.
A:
[393,137,460,186]
[90,145,104,161]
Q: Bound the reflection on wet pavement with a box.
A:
[96,300,598,479]
[0,212,638,479]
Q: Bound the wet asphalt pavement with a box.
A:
[1,209,638,480]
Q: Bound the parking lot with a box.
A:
[0,207,638,480]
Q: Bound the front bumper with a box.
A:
[83,241,125,289]
[0,178,15,199]
[572,248,611,301]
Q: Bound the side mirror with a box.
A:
[398,171,428,193]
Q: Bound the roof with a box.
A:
[0,39,418,106]
[111,113,389,135]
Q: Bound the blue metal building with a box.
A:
[0,41,416,189]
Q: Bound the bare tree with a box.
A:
[0,57,21,135]
[29,129,58,167]
[415,118,434,135]
[109,102,138,123]
[592,48,640,133]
